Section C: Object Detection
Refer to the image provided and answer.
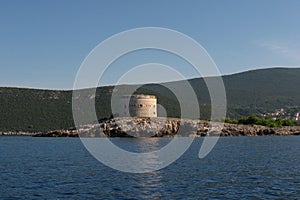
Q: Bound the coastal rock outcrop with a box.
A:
[32,117,300,137]
[33,129,78,137]
[0,131,34,136]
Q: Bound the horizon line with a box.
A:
[0,66,299,91]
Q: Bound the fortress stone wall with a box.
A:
[119,95,157,118]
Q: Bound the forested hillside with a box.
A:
[1,68,299,132]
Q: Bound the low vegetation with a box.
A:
[225,115,300,128]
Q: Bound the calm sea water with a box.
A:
[0,136,299,199]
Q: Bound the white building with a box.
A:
[119,95,157,118]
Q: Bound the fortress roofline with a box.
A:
[121,94,156,99]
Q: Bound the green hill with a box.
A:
[1,67,300,132]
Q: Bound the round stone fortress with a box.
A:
[119,95,157,118]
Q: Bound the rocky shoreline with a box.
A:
[0,131,35,136]
[24,117,300,137]
[2,117,300,137]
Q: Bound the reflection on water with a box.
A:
[135,138,163,171]
[88,137,173,172]
[88,137,194,173]
[134,170,164,199]
[110,137,172,153]
[0,136,299,199]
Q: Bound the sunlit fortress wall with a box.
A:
[119,95,157,118]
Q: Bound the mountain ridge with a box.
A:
[1,67,299,132]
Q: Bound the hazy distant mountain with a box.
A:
[1,67,299,132]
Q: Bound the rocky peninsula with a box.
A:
[29,117,300,137]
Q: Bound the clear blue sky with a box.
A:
[1,0,300,89]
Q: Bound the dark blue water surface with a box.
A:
[0,136,299,199]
